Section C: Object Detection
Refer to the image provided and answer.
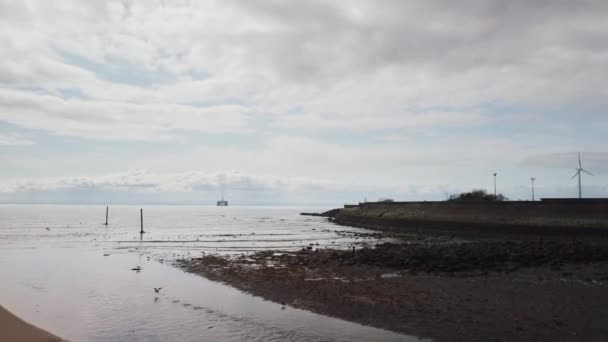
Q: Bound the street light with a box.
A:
[493,173,497,197]
[531,177,536,201]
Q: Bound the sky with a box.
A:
[1,0,608,205]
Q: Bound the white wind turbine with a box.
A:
[572,152,593,199]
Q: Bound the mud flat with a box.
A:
[0,305,63,342]
[179,240,608,342]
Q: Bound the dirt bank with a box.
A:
[179,241,608,342]
[0,305,63,342]
[331,201,608,239]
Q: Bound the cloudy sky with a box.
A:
[1,0,607,205]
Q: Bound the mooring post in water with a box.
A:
[104,206,109,226]
[140,208,145,234]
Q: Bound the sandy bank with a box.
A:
[179,241,608,342]
[0,305,63,342]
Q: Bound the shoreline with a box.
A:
[179,239,608,341]
[0,305,63,342]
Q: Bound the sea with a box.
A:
[0,205,421,342]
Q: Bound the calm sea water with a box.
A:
[0,205,420,342]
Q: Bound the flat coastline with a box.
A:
[180,202,608,341]
[0,305,63,342]
[180,240,608,341]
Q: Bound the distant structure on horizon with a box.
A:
[572,152,593,199]
[217,191,228,206]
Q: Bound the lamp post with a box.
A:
[531,177,536,201]
[493,173,497,197]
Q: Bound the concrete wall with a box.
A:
[333,200,608,238]
[354,200,608,219]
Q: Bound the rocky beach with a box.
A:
[180,203,608,341]
[180,239,608,341]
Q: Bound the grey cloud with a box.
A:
[1,0,607,142]
[225,1,608,82]
[5,1,608,88]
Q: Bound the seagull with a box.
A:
[131,266,142,272]
[154,287,162,293]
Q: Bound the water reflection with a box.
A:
[0,205,421,342]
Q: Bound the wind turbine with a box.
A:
[572,152,593,199]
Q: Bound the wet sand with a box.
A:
[0,305,63,342]
[179,241,608,342]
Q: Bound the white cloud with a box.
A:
[1,1,607,203]
[0,88,251,141]
[1,166,605,205]
[273,110,486,131]
[0,169,336,193]
[1,0,608,142]
[0,132,33,146]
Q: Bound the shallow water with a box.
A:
[0,205,387,255]
[0,205,421,342]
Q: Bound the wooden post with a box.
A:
[140,208,144,234]
[104,206,109,226]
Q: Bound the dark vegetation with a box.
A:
[448,189,507,202]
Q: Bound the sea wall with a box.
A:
[333,200,608,238]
